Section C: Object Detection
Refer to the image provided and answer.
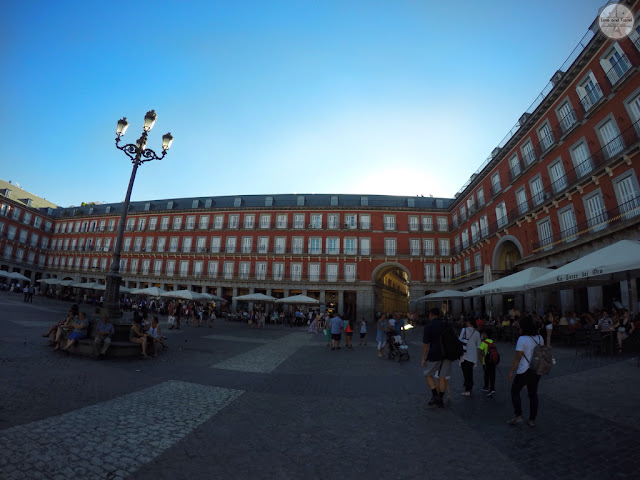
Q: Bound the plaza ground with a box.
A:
[1,293,639,480]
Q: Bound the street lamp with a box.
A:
[102,110,173,320]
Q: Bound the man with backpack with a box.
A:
[479,328,499,397]
[421,308,455,408]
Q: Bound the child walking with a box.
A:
[359,317,367,346]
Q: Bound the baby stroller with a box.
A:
[387,333,410,362]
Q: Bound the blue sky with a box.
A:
[0,0,608,207]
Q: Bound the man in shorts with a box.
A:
[329,312,344,351]
[421,308,451,408]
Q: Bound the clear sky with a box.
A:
[0,0,608,207]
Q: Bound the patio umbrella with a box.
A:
[526,239,640,290]
[414,289,466,302]
[159,289,206,301]
[234,293,276,303]
[0,271,11,279]
[8,272,30,282]
[37,278,63,285]
[59,279,77,287]
[74,281,104,290]
[275,294,319,305]
[130,286,168,296]
[198,292,227,303]
[465,267,553,296]
[119,286,133,294]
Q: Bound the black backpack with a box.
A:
[440,322,464,361]
[484,341,500,365]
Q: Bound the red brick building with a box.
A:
[1,5,640,319]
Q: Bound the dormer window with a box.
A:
[192,200,200,208]
[407,198,415,207]
[205,199,213,208]
[234,197,242,207]
[331,196,338,206]
[265,196,273,207]
[144,202,151,211]
[297,195,305,206]
[105,206,111,213]
[88,207,94,214]
[360,196,368,206]
[167,201,174,210]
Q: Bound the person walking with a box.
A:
[421,308,451,408]
[459,318,481,397]
[376,314,388,358]
[359,317,367,346]
[329,312,343,351]
[479,328,497,397]
[507,316,544,427]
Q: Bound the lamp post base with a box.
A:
[102,272,125,323]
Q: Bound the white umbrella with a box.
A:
[0,271,11,279]
[131,286,168,296]
[275,294,319,305]
[59,279,77,286]
[526,239,640,290]
[74,281,104,290]
[38,278,63,285]
[415,289,466,302]
[466,267,553,296]
[198,292,227,303]
[8,272,30,282]
[159,289,206,301]
[119,286,133,294]
[235,293,276,303]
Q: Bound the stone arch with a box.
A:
[491,235,524,271]
[371,262,412,283]
[371,262,411,314]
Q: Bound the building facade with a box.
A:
[1,4,640,319]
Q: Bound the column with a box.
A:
[248,287,255,312]
[356,288,374,322]
[620,279,639,313]
[587,286,603,312]
[338,290,344,315]
[559,289,574,314]
[319,290,326,313]
[231,286,238,312]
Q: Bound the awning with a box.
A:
[465,267,553,296]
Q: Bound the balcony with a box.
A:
[508,160,522,183]
[536,132,556,157]
[579,84,604,115]
[491,183,502,197]
[556,108,579,136]
[604,54,632,86]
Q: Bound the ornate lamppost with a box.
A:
[102,110,173,319]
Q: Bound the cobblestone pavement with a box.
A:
[1,292,639,479]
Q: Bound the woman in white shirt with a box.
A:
[507,316,544,427]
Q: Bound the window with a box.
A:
[293,214,305,229]
[89,220,96,232]
[529,176,545,206]
[275,237,286,254]
[360,214,370,229]
[495,201,508,227]
[410,239,420,256]
[157,237,166,252]
[360,196,368,206]
[211,237,222,253]
[344,214,357,229]
[256,262,267,280]
[407,198,415,207]
[244,215,255,229]
[537,218,553,251]
[491,172,501,196]
[516,187,529,215]
[613,171,640,219]
[167,260,176,276]
[326,238,339,254]
[461,230,469,248]
[597,117,624,159]
[474,252,481,268]
[186,215,196,229]
[330,195,338,206]
[257,236,269,254]
[477,187,485,207]
[344,238,357,255]
[198,215,209,229]
[290,263,302,281]
[12,208,21,221]
[454,236,460,252]
[326,264,338,282]
[273,263,284,280]
[440,264,452,282]
[276,214,287,228]
[208,261,219,278]
[453,263,461,278]
[537,121,555,152]
[142,260,150,274]
[137,218,146,231]
[452,213,458,228]
[265,196,273,207]
[169,237,179,252]
[130,259,139,274]
[153,259,162,275]
[213,215,224,230]
[134,237,143,252]
[422,216,433,231]
[384,238,396,256]
[327,214,339,229]
[160,217,170,230]
[309,237,322,254]
[424,264,436,282]
[225,237,236,253]
[344,264,356,282]
[292,237,303,254]
[310,214,322,229]
[437,216,448,232]
[360,238,370,255]
[438,239,449,256]
[556,100,577,134]
[409,216,419,231]
[570,140,592,178]
[126,218,135,231]
[601,43,631,85]
[22,212,32,225]
[548,158,567,193]
[223,262,234,279]
[521,140,536,166]
[228,215,239,229]
[576,72,603,112]
[241,237,252,253]
[123,238,131,252]
[423,238,434,256]
[104,238,112,251]
[239,262,250,279]
[558,206,578,242]
[383,215,396,230]
[193,261,204,277]
[508,154,521,179]
[297,195,305,206]
[182,237,193,253]
[172,216,182,230]
[582,189,607,232]
[234,197,242,207]
[480,215,489,238]
[196,237,206,252]
[259,214,271,229]
[308,263,320,281]
[3,245,12,259]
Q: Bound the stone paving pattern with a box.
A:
[1,292,639,479]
